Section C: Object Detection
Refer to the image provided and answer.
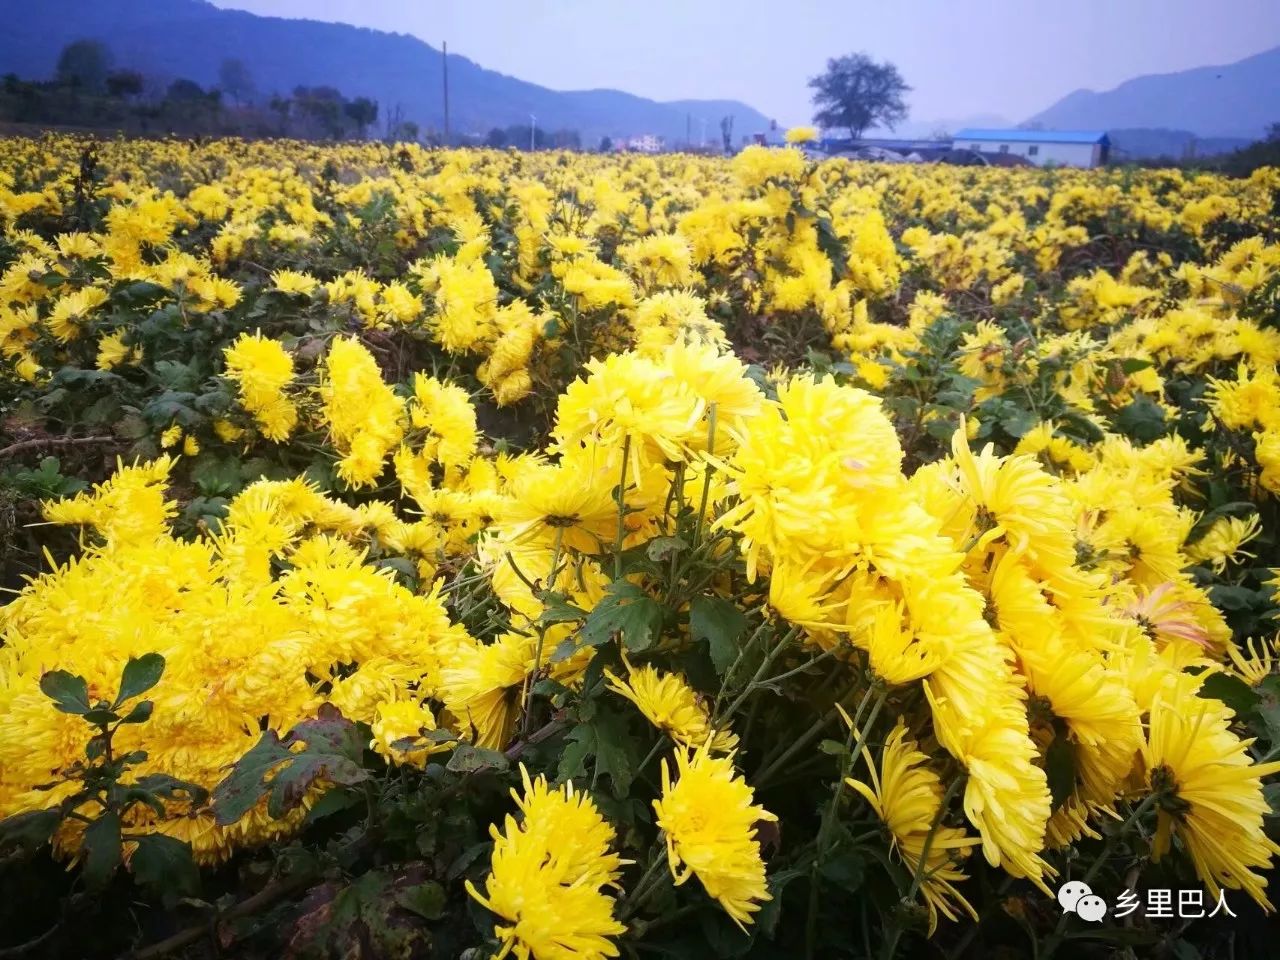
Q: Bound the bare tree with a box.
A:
[809,53,909,140]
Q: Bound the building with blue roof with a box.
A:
[952,128,1110,168]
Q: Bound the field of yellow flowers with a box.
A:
[2,134,1280,959]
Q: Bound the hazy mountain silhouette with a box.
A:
[1027,46,1280,140]
[0,0,774,142]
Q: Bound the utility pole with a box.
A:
[530,114,536,151]
[442,41,450,146]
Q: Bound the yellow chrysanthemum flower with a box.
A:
[319,336,406,488]
[1228,635,1278,686]
[1185,513,1262,573]
[467,766,626,960]
[605,659,737,753]
[222,332,299,441]
[439,632,534,750]
[846,721,978,934]
[1144,675,1280,909]
[369,699,447,768]
[653,745,775,929]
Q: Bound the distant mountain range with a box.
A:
[1027,45,1280,140]
[0,0,773,143]
[0,0,1273,149]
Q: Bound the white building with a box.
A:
[626,134,664,153]
[952,129,1111,168]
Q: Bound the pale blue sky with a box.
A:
[211,0,1280,127]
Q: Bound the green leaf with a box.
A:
[396,881,446,921]
[1114,395,1167,443]
[757,867,806,938]
[814,215,849,281]
[1255,676,1280,744]
[690,596,748,676]
[998,406,1038,439]
[1120,357,1154,374]
[1198,670,1261,718]
[0,809,61,852]
[700,904,756,957]
[190,455,243,497]
[130,833,200,898]
[82,395,122,426]
[1045,736,1078,810]
[557,730,594,782]
[925,416,960,441]
[1210,584,1259,612]
[120,701,154,724]
[212,732,292,824]
[1057,410,1106,444]
[115,280,167,305]
[131,774,207,804]
[39,670,90,715]
[115,653,165,707]
[580,582,664,653]
[818,850,865,892]
[304,789,362,825]
[212,706,370,825]
[535,592,589,628]
[645,536,688,563]
[114,413,149,440]
[81,813,122,889]
[446,841,492,882]
[445,744,510,775]
[373,556,419,589]
[561,709,641,796]
[1264,781,1280,818]
[152,360,199,392]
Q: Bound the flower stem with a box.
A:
[693,403,718,547]
[1042,791,1160,960]
[614,435,631,580]
[522,526,564,738]
[619,844,670,922]
[882,772,967,960]
[806,687,887,960]
[755,679,860,788]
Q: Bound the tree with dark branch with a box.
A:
[293,86,345,139]
[344,97,378,139]
[808,53,909,140]
[105,70,144,100]
[56,39,113,93]
[218,58,255,107]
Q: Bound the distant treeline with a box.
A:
[1124,123,1280,176]
[0,38,585,148]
